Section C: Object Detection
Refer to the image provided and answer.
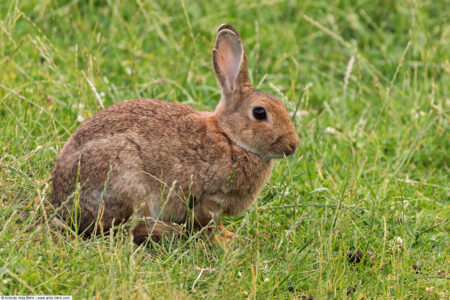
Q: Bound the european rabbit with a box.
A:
[50,24,299,243]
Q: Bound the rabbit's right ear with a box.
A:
[212,25,249,100]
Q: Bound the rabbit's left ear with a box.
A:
[213,25,249,98]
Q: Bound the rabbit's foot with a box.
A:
[218,221,235,239]
[132,217,185,244]
[211,219,235,246]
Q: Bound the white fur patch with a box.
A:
[235,140,263,158]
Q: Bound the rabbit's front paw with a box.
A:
[218,220,235,239]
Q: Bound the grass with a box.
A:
[0,0,448,298]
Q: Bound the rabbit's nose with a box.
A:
[283,142,298,157]
[286,135,300,156]
[285,144,297,156]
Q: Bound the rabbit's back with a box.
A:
[67,99,199,149]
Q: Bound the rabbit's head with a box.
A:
[213,24,299,161]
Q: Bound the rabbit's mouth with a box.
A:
[266,150,297,160]
[283,142,298,156]
[268,136,299,159]
[234,137,298,161]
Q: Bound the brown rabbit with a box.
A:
[50,24,299,243]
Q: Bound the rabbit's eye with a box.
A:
[252,107,267,120]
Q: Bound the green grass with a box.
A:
[1,0,449,298]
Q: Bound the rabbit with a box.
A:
[50,24,299,244]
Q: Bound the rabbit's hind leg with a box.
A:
[131,217,185,244]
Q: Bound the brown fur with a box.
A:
[50,25,299,242]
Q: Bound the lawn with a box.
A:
[0,0,448,298]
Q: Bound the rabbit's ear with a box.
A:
[213,25,249,98]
